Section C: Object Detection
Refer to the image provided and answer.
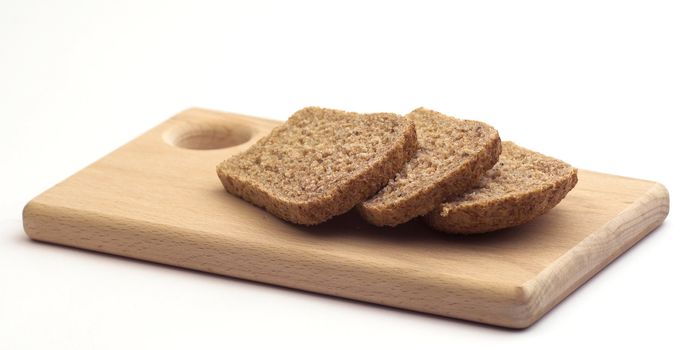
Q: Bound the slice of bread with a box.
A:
[425,141,578,234]
[357,108,502,226]
[217,107,418,225]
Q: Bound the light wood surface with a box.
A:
[22,108,670,328]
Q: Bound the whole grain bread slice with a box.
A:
[217,107,418,225]
[424,141,578,234]
[357,108,501,227]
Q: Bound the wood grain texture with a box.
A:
[22,108,670,328]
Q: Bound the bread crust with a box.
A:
[425,142,578,234]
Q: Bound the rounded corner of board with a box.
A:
[22,199,43,240]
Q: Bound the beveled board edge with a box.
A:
[518,182,670,327]
[22,199,528,327]
[22,177,670,329]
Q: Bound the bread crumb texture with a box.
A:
[425,141,578,234]
[358,108,501,226]
[217,107,417,225]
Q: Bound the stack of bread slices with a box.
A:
[217,107,578,234]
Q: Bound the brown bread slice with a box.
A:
[425,141,578,234]
[216,107,418,225]
[357,108,501,226]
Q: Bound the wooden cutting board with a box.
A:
[23,108,669,328]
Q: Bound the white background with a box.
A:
[1,0,678,348]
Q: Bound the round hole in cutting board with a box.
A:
[164,122,252,150]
